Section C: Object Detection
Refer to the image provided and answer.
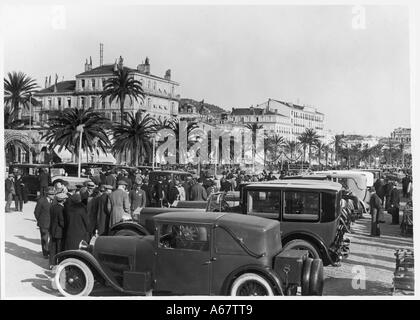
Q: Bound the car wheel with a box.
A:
[54,258,94,297]
[308,259,324,296]
[230,273,275,296]
[283,239,320,260]
[114,229,144,236]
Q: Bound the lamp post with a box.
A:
[76,124,85,178]
[152,134,156,171]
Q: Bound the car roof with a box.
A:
[150,170,191,175]
[245,179,342,192]
[153,211,279,231]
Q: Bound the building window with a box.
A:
[91,97,96,108]
[112,112,117,121]
[67,98,71,108]
[57,98,62,108]
[48,99,52,108]
[171,102,175,112]
[91,79,95,90]
[81,79,85,89]
[81,97,86,108]
[101,98,106,109]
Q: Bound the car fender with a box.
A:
[54,250,125,293]
[108,221,150,236]
[220,264,284,295]
[282,231,334,265]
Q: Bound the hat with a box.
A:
[87,181,96,188]
[54,179,66,185]
[103,184,114,190]
[55,192,68,201]
[67,184,77,191]
[117,180,128,186]
[8,173,14,177]
[47,187,56,195]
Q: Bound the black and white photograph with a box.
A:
[0,1,416,301]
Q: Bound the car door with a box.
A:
[154,222,212,295]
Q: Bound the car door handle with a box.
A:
[203,257,217,265]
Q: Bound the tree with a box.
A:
[298,128,320,166]
[245,122,264,170]
[4,71,38,119]
[42,108,111,162]
[314,141,327,166]
[265,134,286,165]
[284,140,301,162]
[112,111,157,166]
[101,64,145,124]
[157,117,199,163]
[333,134,345,164]
[4,105,24,129]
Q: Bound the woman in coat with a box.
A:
[63,193,90,250]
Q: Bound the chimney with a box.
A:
[164,69,171,81]
[84,58,89,71]
[144,57,150,75]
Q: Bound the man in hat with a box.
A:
[49,192,67,267]
[96,185,113,235]
[38,168,50,197]
[129,182,147,222]
[5,173,15,212]
[389,182,401,225]
[369,187,382,237]
[81,181,96,206]
[105,170,117,190]
[109,180,131,227]
[190,178,207,201]
[14,171,26,212]
[86,185,103,237]
[34,187,56,257]
[64,193,90,250]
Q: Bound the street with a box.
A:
[5,201,413,297]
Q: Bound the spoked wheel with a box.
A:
[230,273,274,296]
[54,258,94,297]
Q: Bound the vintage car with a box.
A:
[52,211,324,297]
[9,164,51,198]
[108,180,349,267]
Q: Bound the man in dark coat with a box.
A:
[5,173,15,212]
[369,188,382,237]
[34,187,55,257]
[182,176,192,201]
[105,171,117,190]
[190,178,208,201]
[49,192,67,267]
[87,186,102,237]
[141,177,152,207]
[374,178,385,203]
[38,168,50,197]
[402,175,410,198]
[166,180,180,206]
[389,182,401,225]
[14,172,26,212]
[63,193,90,250]
[96,185,113,235]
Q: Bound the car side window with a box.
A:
[246,190,280,219]
[283,191,319,221]
[158,223,210,251]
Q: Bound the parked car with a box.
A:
[52,211,324,296]
[9,164,51,198]
[108,179,350,267]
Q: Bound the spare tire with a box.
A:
[309,258,324,296]
[301,258,313,296]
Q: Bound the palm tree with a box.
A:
[333,134,345,164]
[101,65,145,124]
[157,118,199,163]
[314,141,327,166]
[298,128,320,167]
[42,107,111,162]
[4,71,38,119]
[265,134,286,166]
[245,122,264,170]
[284,140,301,164]
[4,105,24,129]
[112,111,157,166]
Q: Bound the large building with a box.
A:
[31,56,180,124]
[390,127,411,144]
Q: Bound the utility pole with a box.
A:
[76,124,85,178]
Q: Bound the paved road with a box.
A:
[4,201,413,297]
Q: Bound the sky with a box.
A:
[1,3,411,136]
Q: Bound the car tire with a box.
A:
[308,259,324,296]
[301,258,313,296]
[282,239,320,260]
[230,273,275,296]
[114,229,144,236]
[54,258,95,297]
